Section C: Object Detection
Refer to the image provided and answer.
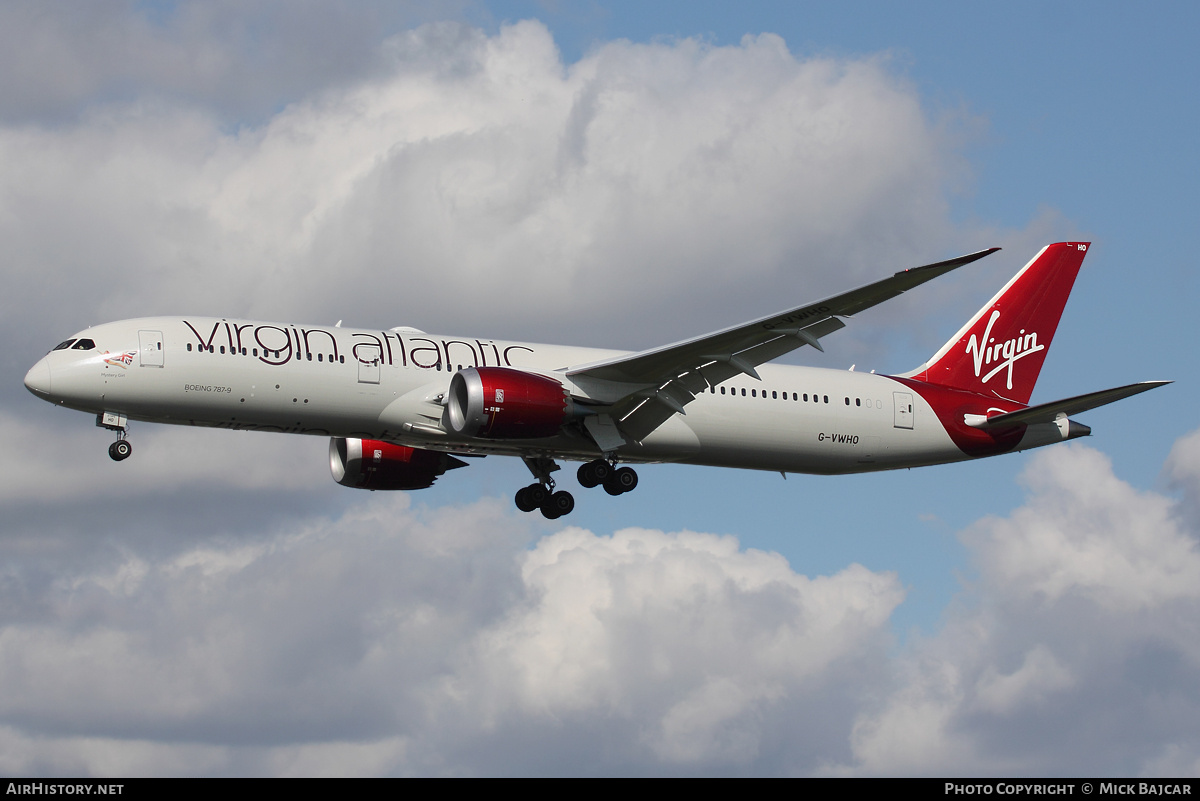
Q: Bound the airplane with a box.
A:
[23,242,1167,519]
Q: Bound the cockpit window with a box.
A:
[71,339,96,350]
[52,339,76,351]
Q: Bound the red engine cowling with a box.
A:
[447,367,575,439]
[329,438,468,490]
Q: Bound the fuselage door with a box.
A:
[357,345,381,384]
[893,391,914,429]
[138,330,164,367]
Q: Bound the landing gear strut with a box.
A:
[516,456,575,519]
[578,458,637,496]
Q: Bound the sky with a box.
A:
[2,0,1198,777]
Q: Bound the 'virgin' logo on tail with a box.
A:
[965,310,1044,390]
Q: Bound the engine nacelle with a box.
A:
[447,367,575,439]
[329,438,467,490]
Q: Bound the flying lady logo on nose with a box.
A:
[102,351,135,368]
[965,310,1044,390]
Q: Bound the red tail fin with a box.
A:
[908,242,1089,404]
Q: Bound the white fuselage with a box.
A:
[27,317,1069,475]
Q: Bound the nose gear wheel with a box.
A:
[108,439,132,461]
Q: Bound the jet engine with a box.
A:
[330,438,468,490]
[447,367,576,439]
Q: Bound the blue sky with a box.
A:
[2,0,1198,777]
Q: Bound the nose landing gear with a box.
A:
[97,412,132,462]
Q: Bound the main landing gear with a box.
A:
[513,456,639,519]
[516,456,574,520]
[577,459,638,496]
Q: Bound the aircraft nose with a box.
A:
[24,357,51,397]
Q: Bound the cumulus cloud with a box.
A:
[0,498,902,776]
[3,13,987,371]
[4,424,1200,775]
[847,437,1200,776]
[0,0,447,124]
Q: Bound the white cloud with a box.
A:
[847,436,1200,776]
[0,497,902,776]
[0,1,443,124]
[4,428,1200,776]
[2,17,978,358]
[965,445,1200,611]
[453,528,901,765]
[1166,427,1200,526]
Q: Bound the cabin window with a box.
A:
[318,353,323,362]
[856,398,861,406]
[741,388,746,397]
[845,397,850,405]
[220,346,226,354]
[751,389,756,397]
[307,353,312,361]
[721,387,726,395]
[339,355,344,363]
[824,395,829,403]
[186,343,192,351]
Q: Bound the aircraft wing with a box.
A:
[968,381,1172,429]
[566,247,1001,443]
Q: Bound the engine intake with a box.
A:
[330,438,467,490]
[447,367,575,439]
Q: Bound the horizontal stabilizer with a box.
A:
[968,381,1171,429]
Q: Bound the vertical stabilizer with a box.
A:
[906,242,1089,404]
